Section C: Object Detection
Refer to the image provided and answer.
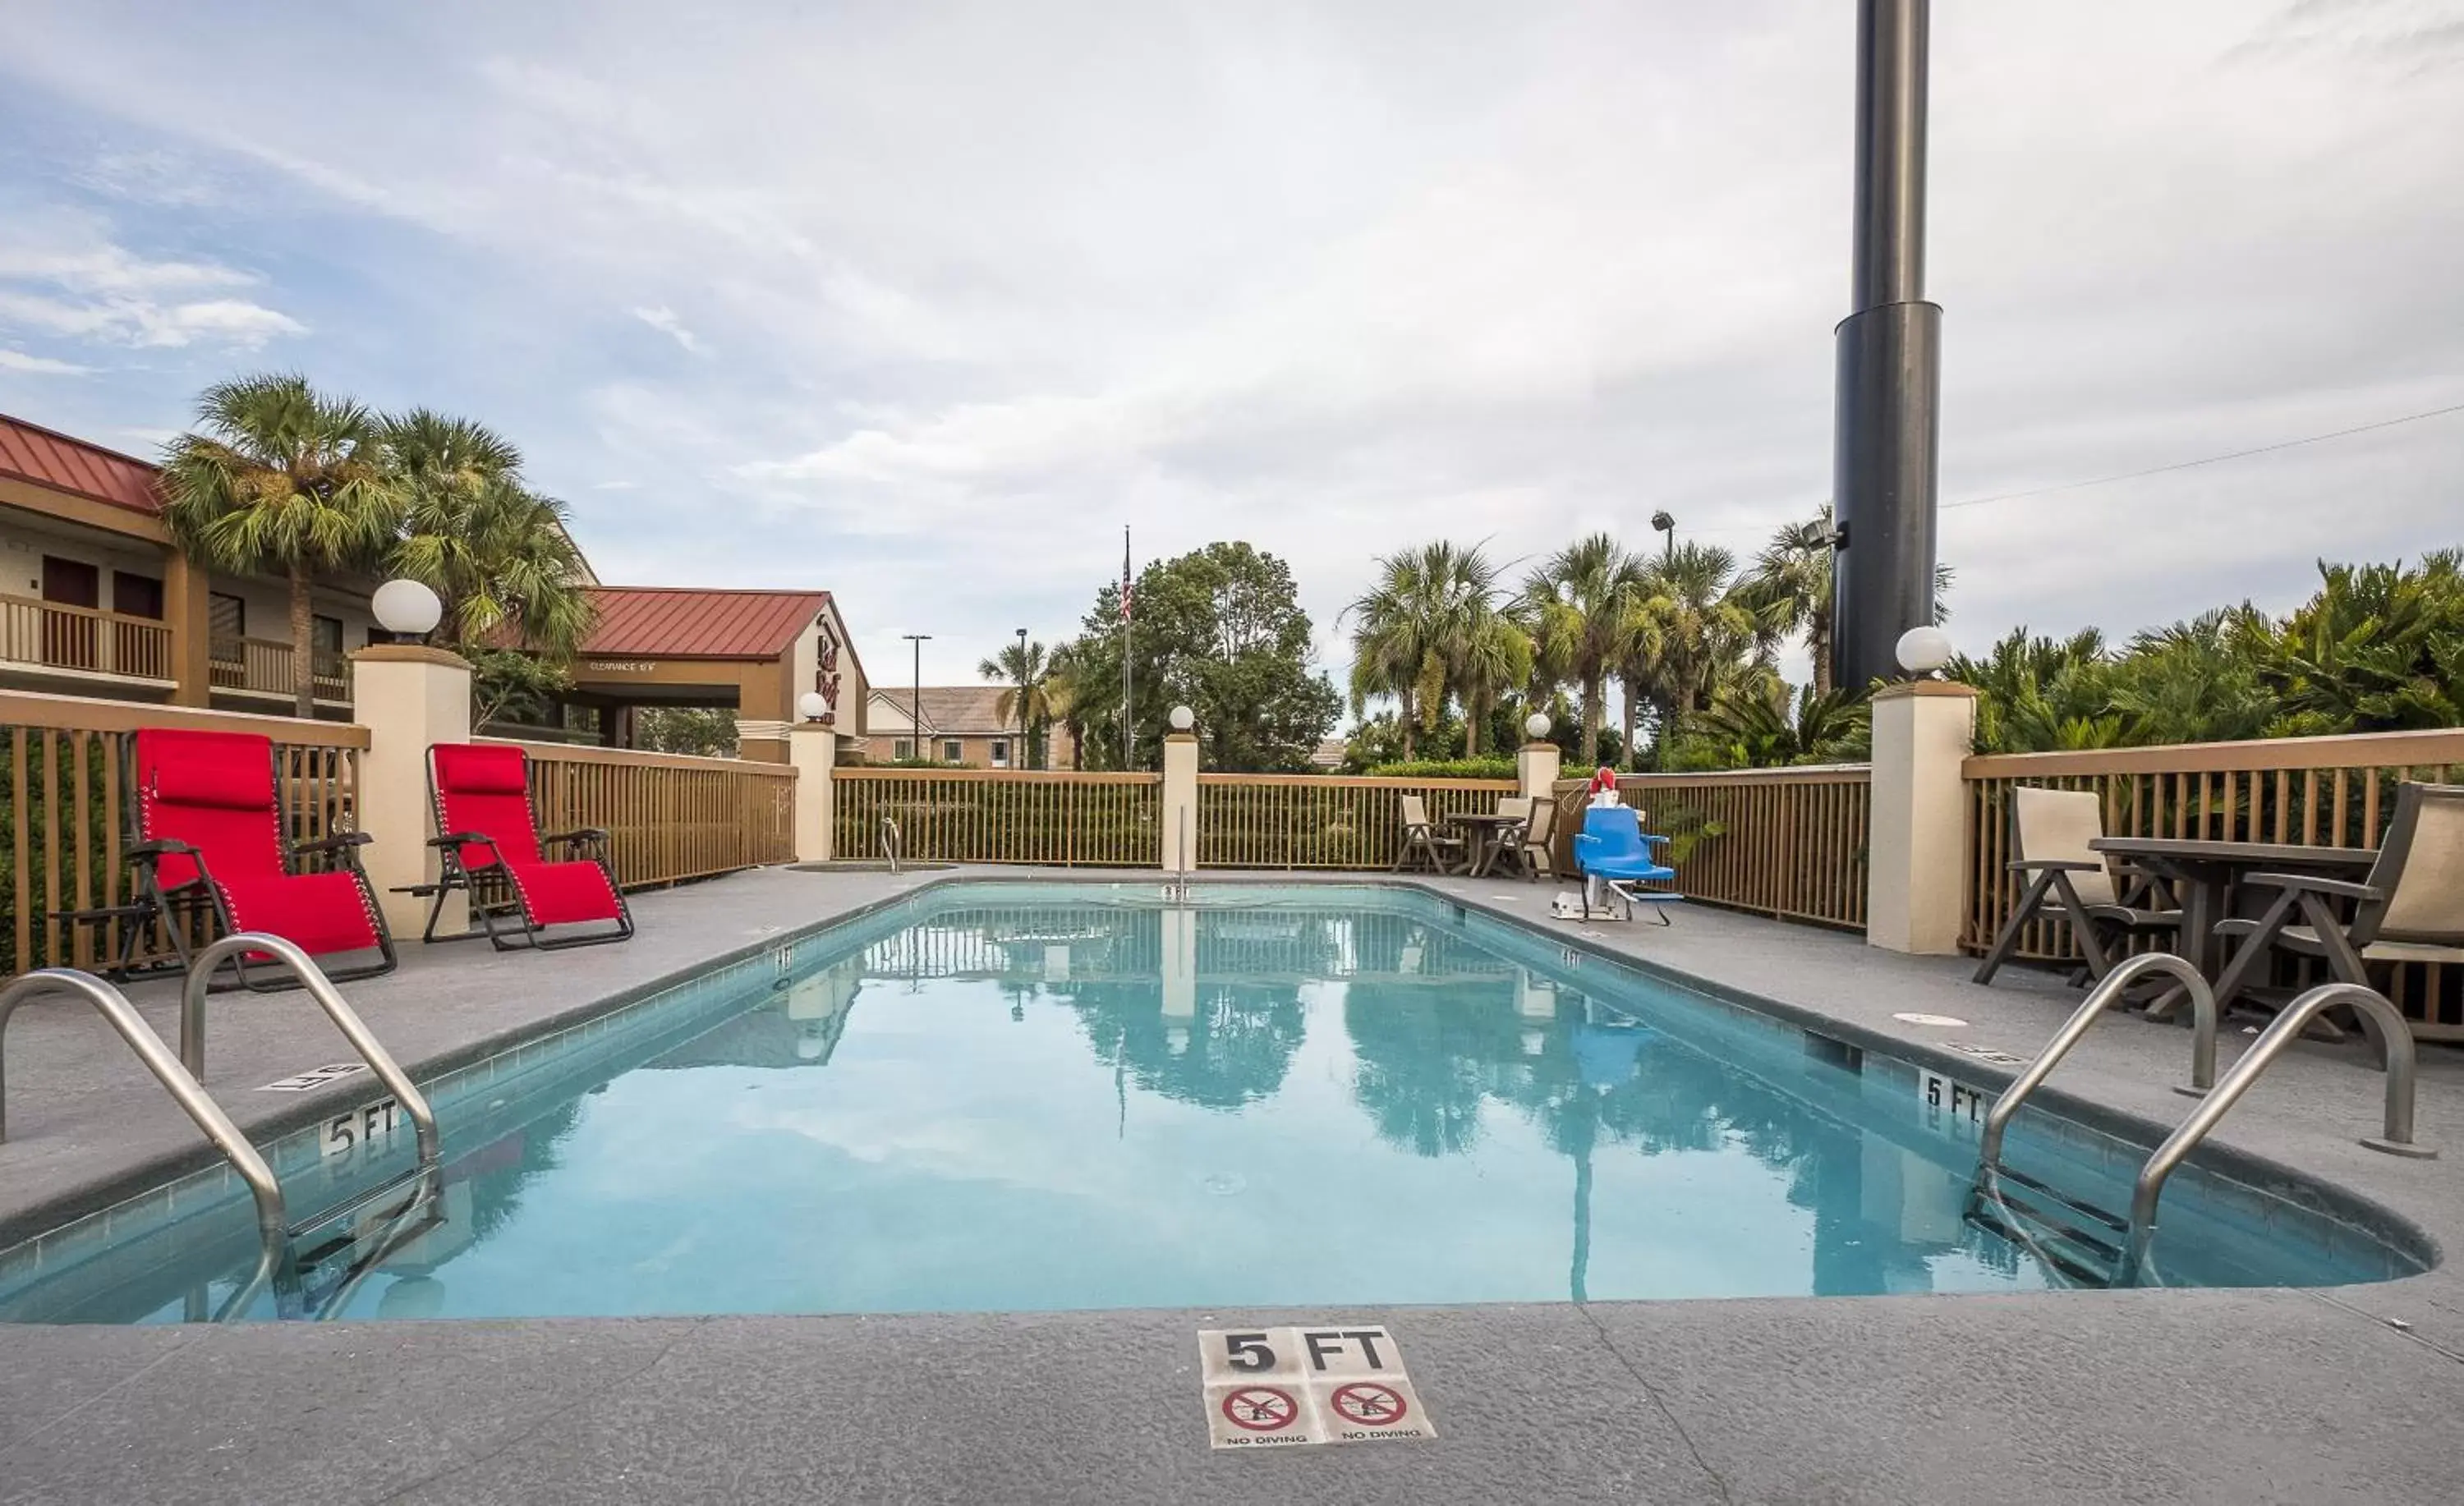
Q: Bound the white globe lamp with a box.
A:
[371,578,443,639]
[797,691,830,723]
[1524,712,1551,741]
[1168,705,1195,732]
[1895,625,1953,677]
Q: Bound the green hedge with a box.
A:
[1363,758,1517,780]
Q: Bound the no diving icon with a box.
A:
[1198,1325,1435,1450]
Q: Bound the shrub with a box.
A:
[1364,757,1518,780]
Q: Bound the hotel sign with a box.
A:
[584,660,660,673]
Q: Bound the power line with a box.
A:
[1941,397,2464,512]
[1688,394,2464,539]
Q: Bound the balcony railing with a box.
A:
[209,636,351,703]
[0,593,173,682]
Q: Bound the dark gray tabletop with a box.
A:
[2090,837,2377,868]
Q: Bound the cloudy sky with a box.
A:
[1,0,2457,699]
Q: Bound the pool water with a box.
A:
[0,884,2425,1324]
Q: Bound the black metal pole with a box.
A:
[1015,627,1028,768]
[1830,0,1941,691]
[903,632,930,762]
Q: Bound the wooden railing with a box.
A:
[1551,767,1873,931]
[0,593,172,682]
[1198,774,1518,870]
[1,691,367,978]
[833,768,1161,865]
[482,738,798,889]
[209,636,350,703]
[1962,730,2464,964]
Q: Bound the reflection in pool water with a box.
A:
[0,890,2419,1325]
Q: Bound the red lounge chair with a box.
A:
[130,727,396,989]
[425,743,633,950]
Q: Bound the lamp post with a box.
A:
[1649,511,1675,565]
[1015,627,1029,769]
[902,633,931,763]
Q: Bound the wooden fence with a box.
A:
[482,738,798,890]
[1551,767,1873,930]
[1,691,366,978]
[1198,774,1518,870]
[1962,729,2464,1032]
[832,767,1161,865]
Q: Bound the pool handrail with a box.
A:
[0,967,290,1245]
[1977,951,2218,1170]
[2121,981,2434,1276]
[180,933,440,1178]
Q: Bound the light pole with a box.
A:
[1649,510,1675,566]
[1014,627,1029,769]
[902,633,931,763]
[1831,0,1941,689]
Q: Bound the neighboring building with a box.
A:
[863,685,1071,769]
[0,408,868,763]
[556,586,867,764]
[0,411,380,715]
[1309,737,1348,770]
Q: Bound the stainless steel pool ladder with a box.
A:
[879,813,903,874]
[1971,969,2433,1284]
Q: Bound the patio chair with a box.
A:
[425,743,634,950]
[1498,797,1557,880]
[1971,787,2179,986]
[1393,792,1467,875]
[2209,782,2464,1047]
[126,727,395,989]
[1570,806,1680,924]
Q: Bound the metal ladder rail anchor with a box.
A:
[2122,982,2434,1276]
[1978,951,2219,1172]
[179,933,441,1182]
[0,968,290,1246]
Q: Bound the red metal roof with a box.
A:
[578,585,832,659]
[0,411,163,514]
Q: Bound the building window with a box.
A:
[40,556,99,608]
[893,739,913,760]
[942,740,963,764]
[111,572,164,620]
[209,592,246,642]
[990,738,1009,768]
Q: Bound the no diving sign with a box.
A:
[1198,1325,1434,1449]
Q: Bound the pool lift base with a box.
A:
[1552,876,1680,925]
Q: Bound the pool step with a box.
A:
[1966,1168,2129,1288]
[286,1166,431,1243]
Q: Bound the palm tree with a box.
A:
[1631,542,1759,765]
[160,374,401,716]
[1737,507,1837,696]
[388,411,592,658]
[1519,534,1644,766]
[1346,543,1486,760]
[979,637,1055,767]
[1043,642,1090,769]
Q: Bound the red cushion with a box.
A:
[433,743,530,795]
[500,858,622,927]
[137,729,283,888]
[213,871,384,957]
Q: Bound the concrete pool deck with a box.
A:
[3,865,2462,1504]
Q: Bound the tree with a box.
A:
[1736,508,1838,696]
[1042,641,1090,770]
[1064,542,1340,772]
[159,374,402,716]
[634,707,738,758]
[1630,541,1761,768]
[388,418,592,654]
[979,637,1057,769]
[1519,534,1644,766]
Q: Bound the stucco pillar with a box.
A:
[789,724,837,863]
[352,644,472,936]
[1160,732,1198,872]
[163,555,213,707]
[1865,680,1978,954]
[1515,739,1561,804]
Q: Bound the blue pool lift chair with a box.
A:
[1570,806,1682,924]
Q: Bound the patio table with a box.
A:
[1443,812,1526,879]
[2088,836,2377,1015]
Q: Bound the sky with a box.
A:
[0,0,2458,706]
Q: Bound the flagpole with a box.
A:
[1120,525,1133,768]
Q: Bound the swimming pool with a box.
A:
[0,883,2426,1324]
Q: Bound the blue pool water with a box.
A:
[0,884,2425,1324]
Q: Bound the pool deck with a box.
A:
[4,865,2462,1504]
